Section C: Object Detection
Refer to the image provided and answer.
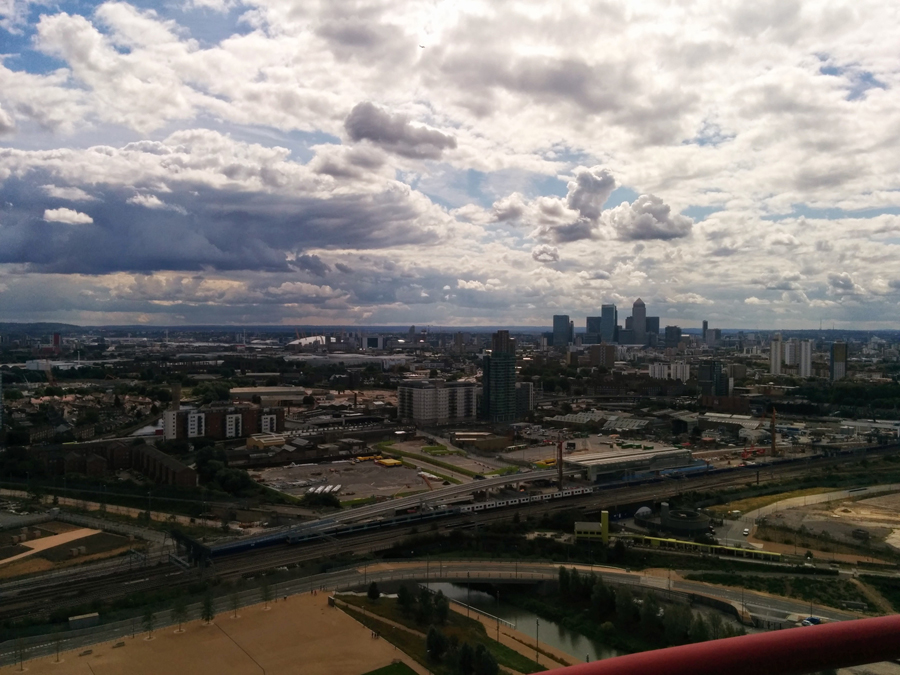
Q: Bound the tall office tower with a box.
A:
[664,325,682,348]
[569,320,575,344]
[625,316,633,330]
[830,341,848,381]
[784,338,800,366]
[482,330,517,422]
[770,333,783,375]
[799,339,813,378]
[552,315,571,348]
[702,320,708,341]
[586,316,602,338]
[632,298,647,346]
[698,360,729,396]
[645,316,660,338]
[600,304,618,343]
[454,331,464,354]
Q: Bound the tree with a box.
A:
[663,603,692,646]
[397,584,414,616]
[416,587,433,624]
[591,580,615,617]
[639,593,662,638]
[707,612,723,640]
[367,581,381,601]
[433,590,449,625]
[689,614,710,643]
[426,626,449,661]
[260,579,272,609]
[142,608,156,637]
[558,566,571,597]
[473,643,499,675]
[171,597,188,632]
[231,591,241,618]
[615,587,637,627]
[458,642,476,675]
[201,593,215,624]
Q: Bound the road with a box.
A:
[720,483,900,548]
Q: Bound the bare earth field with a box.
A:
[0,527,137,579]
[8,593,427,675]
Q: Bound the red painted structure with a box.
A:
[550,615,900,675]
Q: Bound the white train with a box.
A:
[457,486,595,513]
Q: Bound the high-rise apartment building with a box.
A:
[600,304,617,343]
[482,330,517,422]
[397,380,477,425]
[770,333,783,375]
[698,360,729,396]
[784,339,799,366]
[632,298,647,346]
[831,342,848,381]
[799,340,813,378]
[552,315,572,348]
[589,344,617,369]
[515,382,535,418]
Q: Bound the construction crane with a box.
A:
[41,362,56,387]
[771,407,780,457]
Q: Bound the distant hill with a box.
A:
[0,322,82,334]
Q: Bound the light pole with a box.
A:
[535,619,540,665]
[467,572,470,617]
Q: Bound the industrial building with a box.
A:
[564,447,694,482]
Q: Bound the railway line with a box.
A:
[0,447,894,623]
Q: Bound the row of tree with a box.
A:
[426,627,499,675]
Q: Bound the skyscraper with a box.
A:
[799,339,813,378]
[698,360,729,396]
[586,316,602,335]
[552,315,571,348]
[632,298,646,346]
[830,341,847,381]
[770,333,783,375]
[702,320,708,341]
[664,325,682,348]
[482,330,517,422]
[601,304,617,343]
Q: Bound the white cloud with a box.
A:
[41,185,97,201]
[43,208,93,225]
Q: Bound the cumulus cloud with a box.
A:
[827,271,865,295]
[43,208,93,225]
[0,104,14,134]
[566,168,616,220]
[41,185,97,201]
[531,244,559,263]
[127,193,187,214]
[344,102,457,159]
[605,194,693,241]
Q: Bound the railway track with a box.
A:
[0,450,891,622]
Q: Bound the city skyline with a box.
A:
[2,1,900,329]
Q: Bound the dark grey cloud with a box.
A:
[294,254,330,277]
[566,167,616,220]
[0,171,441,274]
[344,102,457,159]
[606,194,693,240]
[334,262,354,274]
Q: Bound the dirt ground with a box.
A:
[256,460,424,501]
[9,592,427,675]
[0,528,140,580]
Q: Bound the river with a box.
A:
[426,582,622,662]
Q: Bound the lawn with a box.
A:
[340,595,545,674]
[860,575,900,612]
[360,661,419,675]
[684,572,874,611]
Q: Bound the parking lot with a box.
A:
[252,459,426,502]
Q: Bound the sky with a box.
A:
[1,0,899,329]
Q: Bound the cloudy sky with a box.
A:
[1,0,899,329]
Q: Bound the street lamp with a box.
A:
[535,619,540,665]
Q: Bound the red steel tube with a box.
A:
[550,615,900,675]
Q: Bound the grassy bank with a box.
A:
[684,572,873,611]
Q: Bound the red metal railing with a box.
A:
[550,614,900,675]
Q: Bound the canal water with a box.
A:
[426,582,622,662]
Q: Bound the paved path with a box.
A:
[0,528,99,567]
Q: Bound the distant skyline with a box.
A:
[2,1,900,328]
